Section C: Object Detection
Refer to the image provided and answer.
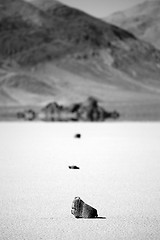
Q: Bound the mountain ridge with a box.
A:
[105,0,160,49]
[1,0,160,120]
[26,0,61,10]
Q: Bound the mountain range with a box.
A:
[105,0,160,49]
[1,0,160,120]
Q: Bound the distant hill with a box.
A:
[0,0,160,78]
[0,87,18,105]
[0,0,48,25]
[105,0,160,49]
[1,0,160,120]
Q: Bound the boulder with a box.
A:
[71,197,98,218]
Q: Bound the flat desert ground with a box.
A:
[0,123,160,239]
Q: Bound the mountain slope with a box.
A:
[1,0,160,120]
[1,0,160,81]
[105,0,160,49]
[0,88,18,105]
[0,0,137,65]
[27,0,61,10]
[0,0,49,25]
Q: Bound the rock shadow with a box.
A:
[76,216,106,219]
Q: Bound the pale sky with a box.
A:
[60,0,146,17]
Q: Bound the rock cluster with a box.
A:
[17,109,36,121]
[39,97,120,121]
[16,97,120,121]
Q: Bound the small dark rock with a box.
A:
[69,165,80,169]
[17,109,36,121]
[74,134,81,138]
[17,112,25,119]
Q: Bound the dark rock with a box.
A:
[75,97,120,121]
[74,134,81,138]
[17,109,36,121]
[70,103,81,113]
[41,102,75,121]
[71,197,98,218]
[69,165,80,169]
[76,97,105,121]
[17,111,25,119]
[104,110,120,119]
[24,109,36,121]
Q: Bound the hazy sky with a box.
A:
[60,0,145,17]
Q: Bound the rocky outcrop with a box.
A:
[70,97,105,121]
[40,97,120,121]
[71,197,98,218]
[17,109,36,121]
[16,97,120,121]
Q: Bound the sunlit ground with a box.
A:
[0,123,160,240]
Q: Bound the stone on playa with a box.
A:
[71,197,98,218]
[68,165,80,169]
[74,133,81,138]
